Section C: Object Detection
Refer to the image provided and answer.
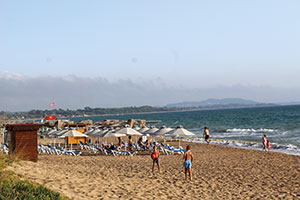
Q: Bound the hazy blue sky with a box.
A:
[0,1,300,111]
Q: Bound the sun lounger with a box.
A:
[161,143,186,155]
[100,145,137,156]
[0,143,9,154]
[48,144,62,155]
[88,145,99,154]
[79,141,91,150]
[38,144,47,154]
[39,144,53,154]
[117,150,138,156]
[58,146,82,156]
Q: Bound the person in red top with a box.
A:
[151,146,160,173]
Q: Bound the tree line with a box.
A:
[2,106,179,120]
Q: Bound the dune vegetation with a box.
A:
[0,154,68,200]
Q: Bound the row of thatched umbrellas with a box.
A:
[43,125,195,149]
[43,125,195,139]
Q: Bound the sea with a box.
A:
[70,105,300,156]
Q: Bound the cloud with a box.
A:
[0,71,25,80]
[0,71,300,111]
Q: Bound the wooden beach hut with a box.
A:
[6,124,39,162]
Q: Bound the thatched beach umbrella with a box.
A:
[47,129,62,146]
[167,125,195,146]
[83,128,96,143]
[62,130,88,151]
[84,128,95,136]
[139,126,150,133]
[116,125,143,146]
[100,129,111,137]
[100,129,121,144]
[88,128,102,136]
[144,126,159,135]
[98,130,124,146]
[99,128,118,142]
[153,126,173,137]
[103,130,126,138]
[43,128,56,137]
[102,130,115,138]
[54,129,68,146]
[116,126,143,136]
[133,126,141,131]
[47,129,59,137]
[55,129,68,137]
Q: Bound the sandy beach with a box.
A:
[8,142,300,200]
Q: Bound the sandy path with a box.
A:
[9,142,300,199]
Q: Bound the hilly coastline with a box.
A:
[166,98,273,108]
[1,98,276,121]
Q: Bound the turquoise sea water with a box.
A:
[70,105,300,155]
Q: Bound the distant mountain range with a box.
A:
[4,98,300,121]
[278,102,300,106]
[166,98,271,108]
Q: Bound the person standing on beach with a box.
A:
[267,140,271,151]
[262,135,268,151]
[128,136,133,151]
[203,127,210,145]
[151,146,160,173]
[117,137,122,149]
[183,145,194,181]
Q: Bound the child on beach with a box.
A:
[151,146,160,173]
[267,140,271,151]
[183,145,194,181]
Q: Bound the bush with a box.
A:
[0,179,66,200]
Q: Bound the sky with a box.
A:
[0,1,300,111]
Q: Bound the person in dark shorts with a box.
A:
[117,137,122,149]
[151,146,160,173]
[203,127,210,144]
[128,136,133,151]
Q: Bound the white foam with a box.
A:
[185,139,300,156]
[226,128,276,133]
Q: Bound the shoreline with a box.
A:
[194,140,300,156]
[184,138,300,156]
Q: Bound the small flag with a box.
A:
[45,116,56,120]
[49,102,55,107]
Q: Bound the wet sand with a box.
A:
[9,142,300,199]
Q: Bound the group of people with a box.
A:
[150,126,211,181]
[150,126,210,181]
[262,134,271,151]
[151,127,272,181]
[203,126,273,152]
[137,136,150,149]
[105,127,271,181]
[204,127,272,152]
[151,145,194,181]
[117,136,151,151]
